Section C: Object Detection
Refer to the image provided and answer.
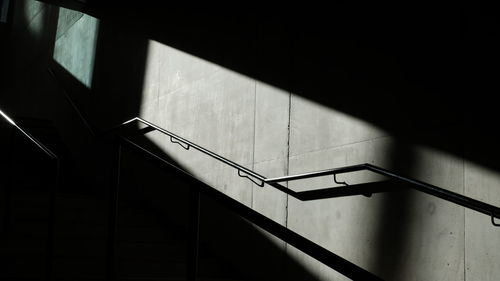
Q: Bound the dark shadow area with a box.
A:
[120,137,383,280]
[0,122,58,280]
[4,0,500,280]
[371,141,417,280]
[1,1,332,280]
[51,7,495,279]
[41,1,500,173]
[117,141,326,281]
[1,0,58,116]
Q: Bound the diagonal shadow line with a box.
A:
[127,130,407,202]
[120,135,384,281]
[125,129,407,202]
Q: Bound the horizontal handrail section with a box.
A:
[118,135,383,280]
[113,117,500,226]
[267,163,500,224]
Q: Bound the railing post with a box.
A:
[187,187,200,281]
[106,140,122,281]
[45,158,59,281]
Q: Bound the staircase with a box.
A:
[0,119,248,281]
[2,111,500,281]
[4,189,247,281]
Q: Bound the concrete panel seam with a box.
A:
[251,79,257,208]
[284,90,292,248]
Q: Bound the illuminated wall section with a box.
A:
[53,7,98,88]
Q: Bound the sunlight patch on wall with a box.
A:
[139,39,255,165]
[1,0,11,23]
[24,0,45,37]
[138,39,258,206]
[53,7,99,88]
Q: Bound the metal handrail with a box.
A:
[117,135,383,281]
[109,117,266,185]
[267,163,500,223]
[0,108,58,159]
[1,107,59,281]
[112,116,500,226]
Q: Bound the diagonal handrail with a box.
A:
[0,107,59,281]
[107,117,266,185]
[112,116,500,226]
[0,108,58,159]
[118,135,384,281]
[46,66,500,281]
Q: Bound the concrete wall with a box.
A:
[134,42,465,281]
[132,20,499,281]
[3,1,500,280]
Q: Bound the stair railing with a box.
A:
[105,116,500,281]
[0,108,59,281]
[0,109,58,159]
[46,66,500,281]
[116,135,383,281]
[112,117,500,226]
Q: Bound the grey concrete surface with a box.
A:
[254,82,290,163]
[54,7,83,40]
[253,158,288,226]
[287,139,465,280]
[139,40,161,113]
[156,43,225,99]
[252,159,288,254]
[465,161,500,281]
[198,161,254,207]
[287,143,382,279]
[286,244,349,281]
[136,40,487,281]
[11,0,46,39]
[157,65,255,166]
[53,10,98,87]
[289,94,387,157]
[136,46,257,206]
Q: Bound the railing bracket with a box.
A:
[333,174,348,186]
[333,174,371,197]
[109,117,500,228]
[238,170,264,187]
[492,213,500,227]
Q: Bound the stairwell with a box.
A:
[1,120,249,281]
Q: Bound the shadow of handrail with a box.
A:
[48,62,500,226]
[113,116,500,227]
[119,136,384,281]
